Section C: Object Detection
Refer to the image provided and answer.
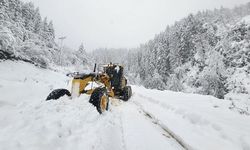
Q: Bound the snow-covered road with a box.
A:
[0,61,250,150]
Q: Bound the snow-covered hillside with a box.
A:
[0,61,250,150]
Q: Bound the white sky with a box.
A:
[23,0,249,51]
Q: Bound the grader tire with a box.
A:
[122,86,132,101]
[46,89,71,101]
[89,87,109,114]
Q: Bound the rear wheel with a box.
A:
[122,86,132,101]
[46,89,71,100]
[89,87,109,114]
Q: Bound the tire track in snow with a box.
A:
[118,101,184,150]
[133,101,194,150]
[118,111,128,150]
[134,92,237,149]
[91,102,127,150]
[137,93,175,111]
[109,98,127,150]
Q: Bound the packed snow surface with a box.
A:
[0,61,250,150]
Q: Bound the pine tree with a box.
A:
[167,74,183,92]
[8,0,23,23]
[76,43,88,65]
[0,0,9,20]
[144,69,166,90]
[169,23,183,70]
[0,0,9,10]
[48,21,55,40]
[22,2,35,31]
[33,8,42,34]
[41,17,49,40]
[198,50,227,98]
[155,42,170,83]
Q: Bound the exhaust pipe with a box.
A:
[93,63,97,72]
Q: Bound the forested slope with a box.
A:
[92,3,250,102]
[0,0,88,68]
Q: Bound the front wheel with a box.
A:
[89,87,109,114]
[46,89,71,101]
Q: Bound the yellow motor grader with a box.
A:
[46,63,132,114]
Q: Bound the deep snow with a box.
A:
[0,60,250,150]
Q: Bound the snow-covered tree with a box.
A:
[0,0,10,21]
[22,2,35,31]
[167,74,183,92]
[48,21,55,40]
[33,8,42,34]
[198,50,227,98]
[75,43,88,65]
[41,17,49,40]
[0,25,15,53]
[144,70,166,90]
